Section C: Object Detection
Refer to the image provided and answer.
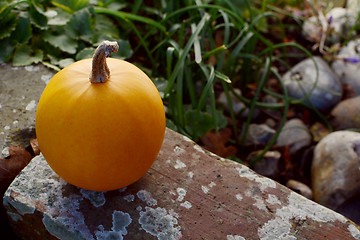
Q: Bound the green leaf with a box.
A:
[11,16,31,43]
[185,109,227,139]
[0,37,14,63]
[65,7,95,43]
[58,58,75,68]
[95,15,119,39]
[42,31,78,54]
[29,3,48,29]
[46,8,71,26]
[0,11,16,40]
[51,0,89,13]
[152,77,168,99]
[75,47,94,60]
[13,45,43,66]
[112,40,133,60]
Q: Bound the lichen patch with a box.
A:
[95,211,132,240]
[236,166,276,192]
[80,189,105,207]
[227,235,246,240]
[137,190,157,206]
[176,188,187,202]
[174,159,186,169]
[258,192,349,240]
[138,206,182,240]
[348,224,360,239]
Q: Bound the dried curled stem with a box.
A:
[89,41,119,83]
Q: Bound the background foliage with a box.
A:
[1,0,343,163]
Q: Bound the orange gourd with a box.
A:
[35,41,166,191]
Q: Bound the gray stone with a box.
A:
[0,64,55,157]
[332,38,360,95]
[4,128,360,239]
[282,57,342,111]
[312,131,360,210]
[276,118,312,155]
[330,96,360,130]
[251,150,281,178]
[245,123,276,144]
[286,179,313,200]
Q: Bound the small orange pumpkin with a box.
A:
[35,41,166,191]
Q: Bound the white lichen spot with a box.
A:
[245,189,267,211]
[12,109,17,113]
[176,188,187,202]
[41,74,53,85]
[123,194,135,202]
[191,153,201,160]
[188,171,194,179]
[173,145,185,155]
[139,206,182,240]
[174,159,186,169]
[235,194,243,201]
[227,235,246,240]
[201,185,209,194]
[13,120,18,125]
[25,65,39,72]
[4,125,10,130]
[208,182,216,188]
[136,206,142,211]
[182,135,193,142]
[2,147,9,156]
[169,190,176,196]
[193,145,206,154]
[25,100,36,111]
[119,187,127,193]
[95,210,132,240]
[137,190,157,206]
[266,194,281,206]
[258,192,349,240]
[236,166,276,192]
[180,201,192,209]
[348,224,360,239]
[80,189,106,207]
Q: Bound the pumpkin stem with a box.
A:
[89,41,119,83]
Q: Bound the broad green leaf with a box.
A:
[185,109,227,138]
[42,31,78,54]
[51,0,89,13]
[95,15,119,39]
[11,16,31,43]
[13,45,43,66]
[0,37,14,63]
[29,4,47,29]
[75,47,94,60]
[58,58,75,68]
[46,8,71,26]
[112,40,133,59]
[0,11,16,40]
[65,7,95,43]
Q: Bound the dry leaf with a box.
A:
[0,146,32,194]
[201,128,237,158]
[310,122,329,142]
[30,138,40,155]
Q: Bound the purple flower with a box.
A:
[328,15,333,24]
[343,57,360,63]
